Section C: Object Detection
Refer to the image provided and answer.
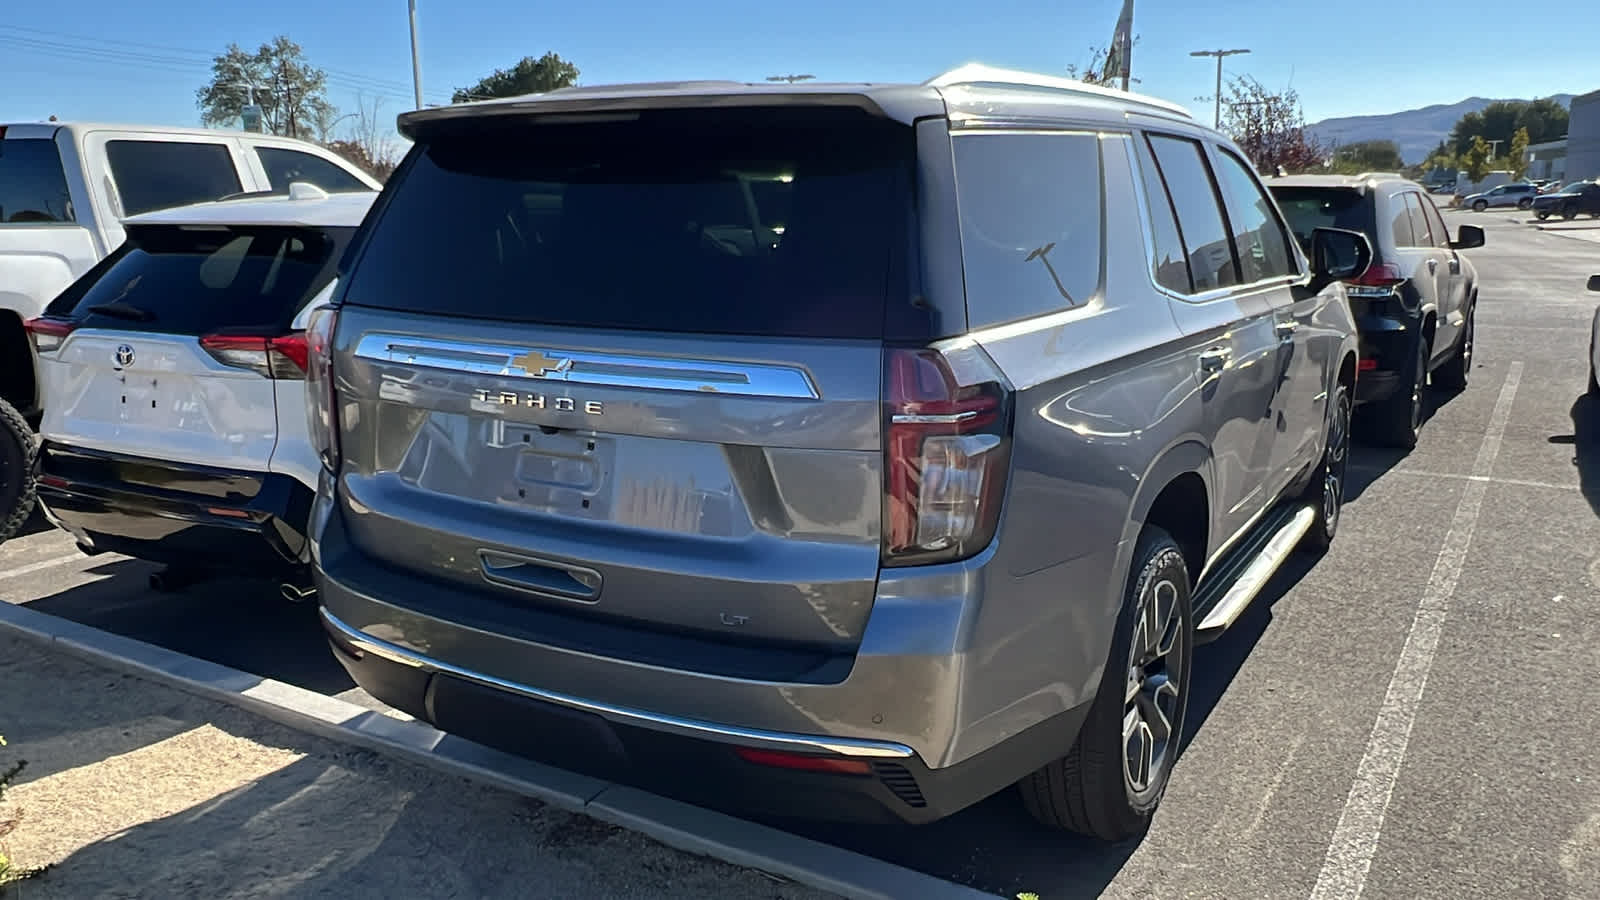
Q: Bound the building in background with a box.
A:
[1569,89,1600,181]
[1525,138,1566,181]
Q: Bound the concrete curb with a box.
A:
[0,600,998,900]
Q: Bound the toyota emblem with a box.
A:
[115,344,135,368]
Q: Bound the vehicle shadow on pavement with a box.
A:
[20,562,359,698]
[1552,391,1600,517]
[1344,387,1454,503]
[9,504,55,540]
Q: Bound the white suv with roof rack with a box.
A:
[27,185,376,596]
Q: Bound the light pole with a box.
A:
[408,0,423,109]
[1190,48,1251,129]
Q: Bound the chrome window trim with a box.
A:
[352,333,821,400]
[320,608,916,759]
[1123,132,1311,307]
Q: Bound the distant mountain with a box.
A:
[1307,94,1576,164]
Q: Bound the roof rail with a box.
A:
[926,63,1192,119]
[1355,172,1406,181]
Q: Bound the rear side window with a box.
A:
[1387,194,1416,247]
[1131,137,1192,293]
[1145,134,1238,292]
[1271,187,1373,251]
[256,147,369,193]
[55,224,352,335]
[342,108,914,340]
[105,140,242,216]
[1402,193,1433,247]
[1211,149,1295,281]
[0,138,74,223]
[953,132,1103,327]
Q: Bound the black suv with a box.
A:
[1533,181,1600,220]
[1269,174,1484,448]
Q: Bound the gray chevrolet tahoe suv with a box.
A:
[306,65,1369,840]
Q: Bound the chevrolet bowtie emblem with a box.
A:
[510,350,571,377]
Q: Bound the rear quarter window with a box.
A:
[56,224,352,335]
[340,107,915,340]
[952,131,1103,328]
[105,140,242,216]
[0,138,74,224]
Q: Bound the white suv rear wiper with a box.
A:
[87,300,155,322]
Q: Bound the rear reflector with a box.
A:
[734,747,872,775]
[200,332,309,379]
[24,317,76,353]
[205,507,252,519]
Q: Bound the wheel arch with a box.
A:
[1126,440,1213,586]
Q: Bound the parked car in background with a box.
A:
[306,66,1369,841]
[1533,181,1600,220]
[1270,173,1483,448]
[1461,182,1538,211]
[0,121,380,541]
[26,186,376,594]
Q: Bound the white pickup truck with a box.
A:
[0,121,381,539]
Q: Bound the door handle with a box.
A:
[1275,320,1298,340]
[1198,347,1231,373]
[1449,257,1461,274]
[1427,258,1438,274]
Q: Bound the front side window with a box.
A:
[1145,134,1238,292]
[1211,148,1295,281]
[105,140,242,216]
[953,131,1104,326]
[256,147,370,194]
[0,138,74,224]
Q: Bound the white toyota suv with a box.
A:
[27,184,375,595]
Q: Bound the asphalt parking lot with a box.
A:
[5,208,1600,899]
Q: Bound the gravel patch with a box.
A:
[0,634,831,899]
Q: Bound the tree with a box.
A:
[1462,135,1493,183]
[1331,139,1404,172]
[1065,37,1142,86]
[452,52,579,104]
[196,36,331,139]
[1220,76,1326,174]
[1507,126,1531,179]
[1448,98,1568,156]
[325,94,401,182]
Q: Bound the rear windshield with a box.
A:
[341,107,914,339]
[1269,187,1374,251]
[47,224,353,335]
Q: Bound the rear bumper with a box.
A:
[1353,311,1416,405]
[320,605,1087,825]
[36,442,313,573]
[310,492,1095,825]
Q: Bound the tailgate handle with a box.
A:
[478,551,602,603]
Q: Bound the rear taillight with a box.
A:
[200,333,309,379]
[882,344,1013,567]
[1346,262,1407,297]
[304,306,341,472]
[734,747,872,775]
[24,317,76,353]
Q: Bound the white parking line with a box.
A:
[0,552,88,581]
[1349,467,1577,493]
[1311,360,1523,900]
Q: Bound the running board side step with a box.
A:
[1193,504,1316,643]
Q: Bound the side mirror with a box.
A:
[1452,224,1485,250]
[1309,226,1373,292]
[1588,274,1600,292]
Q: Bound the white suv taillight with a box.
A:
[199,333,309,379]
[24,317,77,353]
[304,306,341,472]
[882,343,1013,566]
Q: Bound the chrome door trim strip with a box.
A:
[320,608,916,759]
[352,333,821,400]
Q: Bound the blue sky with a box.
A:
[2,0,1593,137]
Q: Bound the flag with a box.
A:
[1102,0,1134,89]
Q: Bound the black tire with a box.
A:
[1472,200,1488,212]
[1433,306,1474,391]
[0,396,38,544]
[1537,210,1551,221]
[1518,197,1533,210]
[1301,379,1351,552]
[1020,527,1193,841]
[1564,205,1579,220]
[1368,336,1429,450]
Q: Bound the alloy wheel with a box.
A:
[1461,316,1474,374]
[1323,388,1351,535]
[1124,577,1185,799]
[1409,346,1427,435]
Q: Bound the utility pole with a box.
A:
[1190,48,1251,129]
[408,0,424,109]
